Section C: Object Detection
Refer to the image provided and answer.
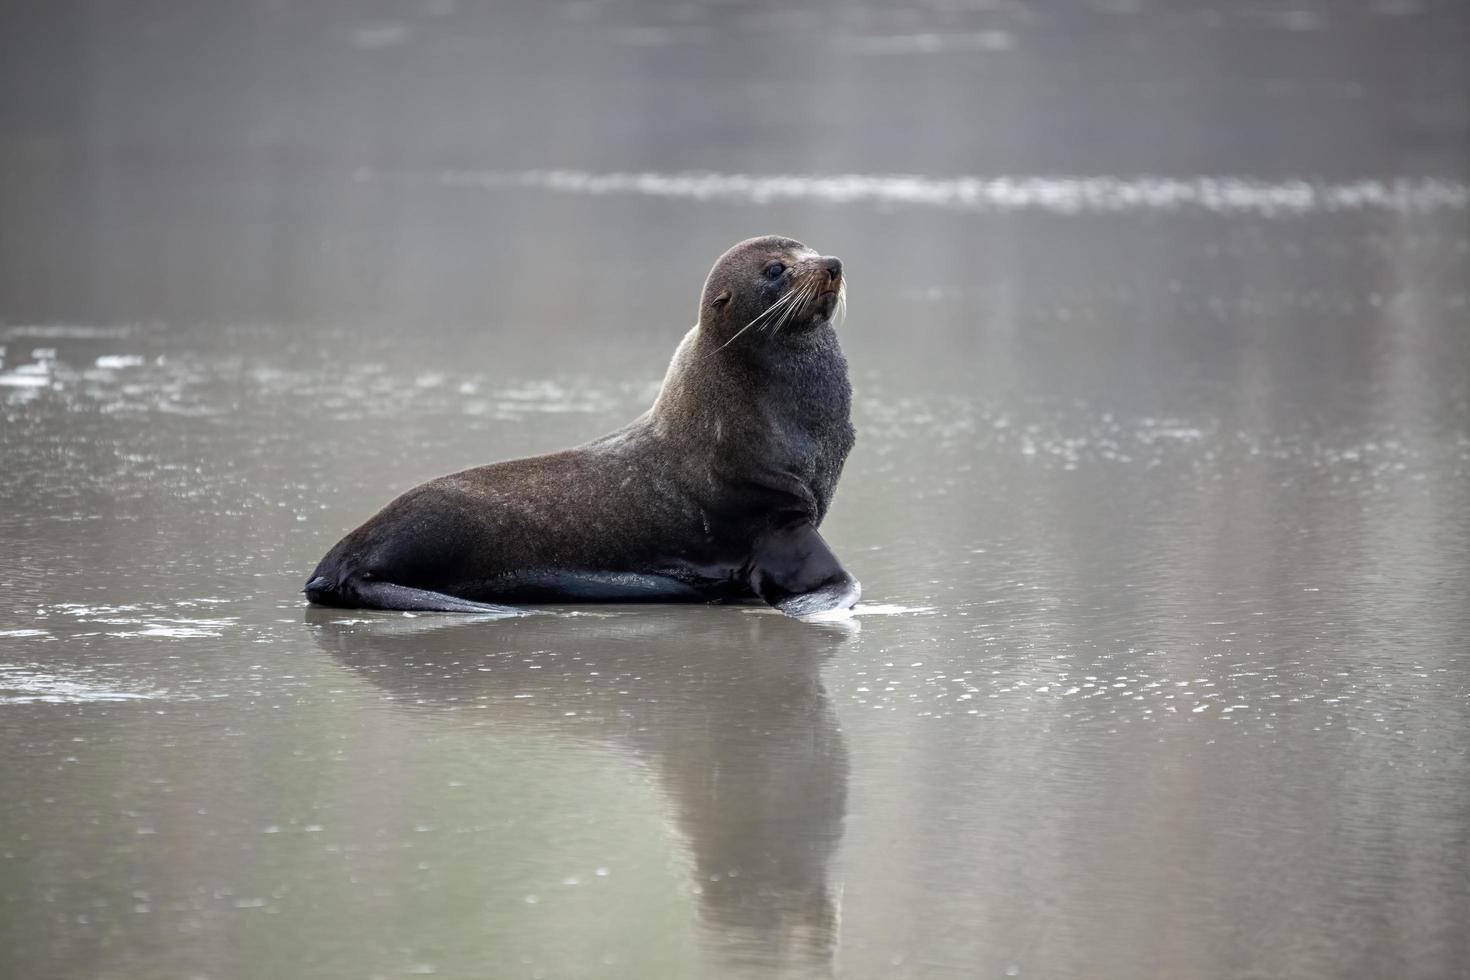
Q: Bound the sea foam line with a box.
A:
[434,169,1469,216]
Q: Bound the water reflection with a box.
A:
[310,608,851,975]
[3,0,1468,975]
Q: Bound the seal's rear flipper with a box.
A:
[749,522,861,620]
[355,582,530,616]
[305,576,528,617]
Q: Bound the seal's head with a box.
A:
[698,236,846,349]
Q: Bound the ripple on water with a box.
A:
[0,665,161,705]
[831,615,1455,743]
[34,602,241,640]
[856,392,1461,484]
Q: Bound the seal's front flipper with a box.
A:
[749,522,861,619]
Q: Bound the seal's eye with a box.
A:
[763,261,786,280]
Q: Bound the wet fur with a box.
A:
[305,236,858,617]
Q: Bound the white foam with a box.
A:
[95,355,145,369]
[127,625,228,639]
[1,324,136,339]
[349,21,409,50]
[434,169,1470,216]
[852,603,934,616]
[47,604,237,639]
[839,31,1015,54]
[0,372,49,388]
[798,606,858,623]
[0,666,157,704]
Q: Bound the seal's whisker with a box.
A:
[804,280,823,321]
[708,286,800,355]
[708,319,760,355]
[756,285,804,334]
[796,278,821,325]
[768,288,796,336]
[774,279,816,336]
[740,290,797,329]
[771,274,815,333]
[765,289,793,335]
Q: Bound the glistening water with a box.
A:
[2,2,1468,978]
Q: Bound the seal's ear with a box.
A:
[711,289,732,308]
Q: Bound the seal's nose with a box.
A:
[824,256,843,282]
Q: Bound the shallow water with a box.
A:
[3,2,1469,978]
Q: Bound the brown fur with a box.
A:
[304,236,859,617]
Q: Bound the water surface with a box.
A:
[2,2,1468,978]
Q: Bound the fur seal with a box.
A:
[304,235,858,618]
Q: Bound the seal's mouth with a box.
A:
[811,282,842,322]
[811,258,844,323]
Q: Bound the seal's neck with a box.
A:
[648,322,854,481]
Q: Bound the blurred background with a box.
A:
[2,2,1468,978]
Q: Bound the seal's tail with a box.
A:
[303,575,527,617]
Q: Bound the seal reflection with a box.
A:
[307,608,851,975]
